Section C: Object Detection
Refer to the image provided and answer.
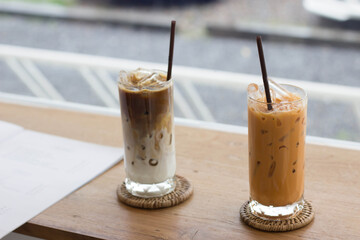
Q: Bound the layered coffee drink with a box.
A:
[247,83,307,219]
[118,68,176,198]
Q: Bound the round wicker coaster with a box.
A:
[117,175,193,209]
[240,200,314,232]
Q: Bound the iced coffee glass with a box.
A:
[118,68,176,198]
[247,84,307,220]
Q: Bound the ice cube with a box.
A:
[269,87,277,102]
[153,72,166,82]
[119,70,128,83]
[140,72,158,86]
[268,78,291,97]
[247,83,263,100]
[122,69,167,88]
[134,68,152,82]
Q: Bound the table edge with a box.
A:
[1,92,360,151]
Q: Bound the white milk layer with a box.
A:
[123,127,176,184]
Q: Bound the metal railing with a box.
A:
[1,44,360,127]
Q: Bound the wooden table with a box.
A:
[1,101,360,240]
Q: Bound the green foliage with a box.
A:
[0,0,77,6]
[336,129,353,141]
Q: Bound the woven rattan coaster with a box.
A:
[117,175,193,209]
[240,200,314,232]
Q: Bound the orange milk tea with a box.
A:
[248,84,307,207]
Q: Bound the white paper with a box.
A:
[0,121,123,238]
[0,121,23,143]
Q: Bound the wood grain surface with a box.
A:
[1,102,359,239]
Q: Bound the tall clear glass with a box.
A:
[118,69,176,198]
[247,84,307,220]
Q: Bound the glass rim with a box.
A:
[118,69,172,90]
[248,83,307,106]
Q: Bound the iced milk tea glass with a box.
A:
[248,84,307,220]
[118,69,176,198]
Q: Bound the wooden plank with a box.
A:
[1,102,359,239]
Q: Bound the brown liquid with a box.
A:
[248,94,307,207]
[118,69,175,184]
[119,83,173,138]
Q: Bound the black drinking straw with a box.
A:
[256,36,273,111]
[167,20,176,81]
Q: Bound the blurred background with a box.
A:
[0,0,360,142]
